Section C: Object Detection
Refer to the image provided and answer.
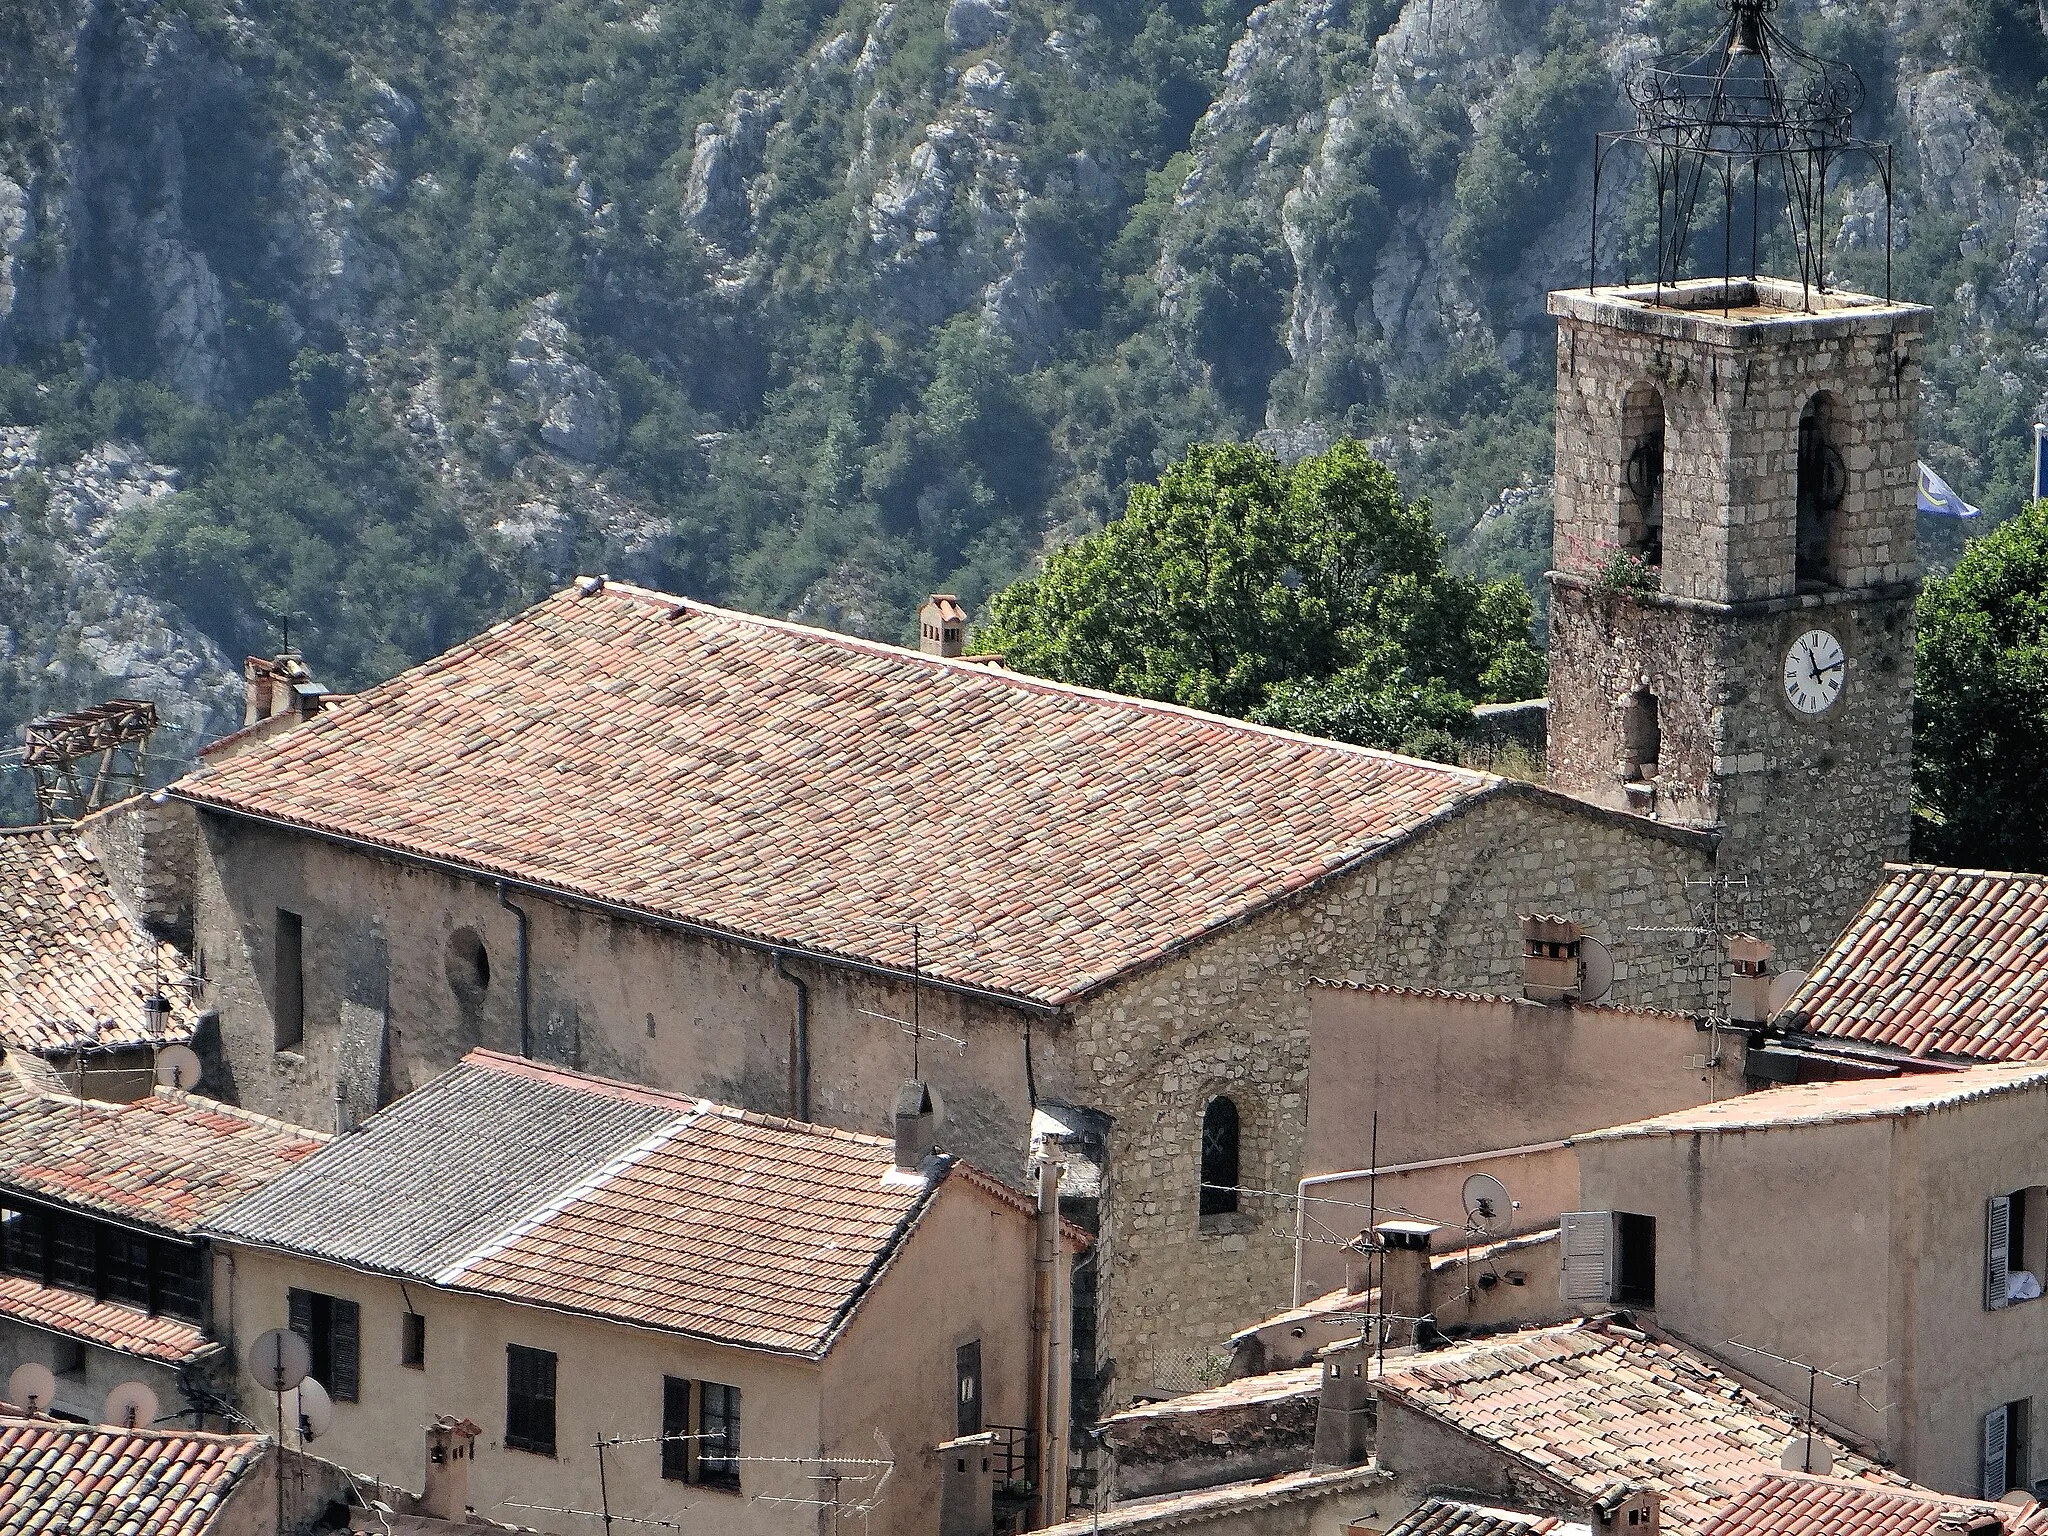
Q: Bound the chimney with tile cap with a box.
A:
[1727,934,1776,1024]
[919,594,969,658]
[1522,915,1584,1002]
[1592,1483,1660,1536]
[420,1415,481,1521]
[242,650,327,728]
[895,1079,936,1170]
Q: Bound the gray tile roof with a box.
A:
[1386,1499,1586,1536]
[204,1056,689,1278]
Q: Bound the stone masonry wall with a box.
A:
[1052,784,1718,1407]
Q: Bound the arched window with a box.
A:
[1199,1097,1240,1217]
[1622,382,1664,569]
[1623,689,1661,780]
[1797,392,1846,587]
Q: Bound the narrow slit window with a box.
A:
[275,909,304,1050]
[1199,1097,1241,1217]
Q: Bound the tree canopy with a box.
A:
[1915,500,2048,869]
[974,440,1544,758]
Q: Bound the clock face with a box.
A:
[1783,628,1846,715]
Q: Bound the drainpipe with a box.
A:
[1030,1141,1070,1527]
[497,884,531,1059]
[773,953,810,1121]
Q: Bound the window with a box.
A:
[100,1230,151,1309]
[699,1381,741,1489]
[1986,1398,2032,1497]
[445,928,490,1009]
[1622,382,1665,569]
[152,1242,203,1322]
[661,1377,690,1481]
[1623,690,1661,780]
[0,1204,44,1280]
[402,1312,426,1369]
[1559,1210,1656,1306]
[1199,1097,1240,1218]
[1796,393,1846,587]
[956,1340,982,1438]
[50,1215,94,1293]
[1615,1212,1656,1305]
[506,1344,557,1456]
[275,909,304,1050]
[289,1288,361,1402]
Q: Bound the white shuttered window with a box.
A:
[1984,1403,2009,1499]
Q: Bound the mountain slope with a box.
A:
[1,0,2045,816]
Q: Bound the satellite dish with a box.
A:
[103,1380,159,1430]
[154,1044,203,1091]
[247,1327,311,1392]
[1461,1172,1514,1236]
[1779,1432,1834,1474]
[1578,938,1614,1003]
[8,1362,56,1414]
[1765,969,1810,1018]
[294,1378,335,1441]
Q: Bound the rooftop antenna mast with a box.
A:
[855,922,969,1061]
[1589,0,1894,306]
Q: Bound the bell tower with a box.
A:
[1544,275,1928,962]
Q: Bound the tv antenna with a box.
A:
[1720,1337,1895,1471]
[855,925,968,1069]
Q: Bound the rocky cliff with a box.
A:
[1,0,2044,816]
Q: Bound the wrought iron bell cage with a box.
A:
[1588,0,1894,306]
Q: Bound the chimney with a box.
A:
[894,1079,936,1170]
[420,1416,481,1521]
[1313,1336,1375,1468]
[1372,1220,1438,1339]
[1521,915,1584,1002]
[1593,1484,1661,1536]
[243,650,326,726]
[1727,934,1775,1024]
[919,594,969,658]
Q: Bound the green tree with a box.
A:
[1915,500,2048,868]
[975,439,1544,756]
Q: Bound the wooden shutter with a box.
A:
[660,1378,690,1481]
[287,1287,313,1341]
[329,1297,360,1402]
[1989,1195,2012,1312]
[1985,1403,2010,1498]
[1560,1212,1615,1304]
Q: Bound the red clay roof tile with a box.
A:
[173,582,1494,1004]
[0,1417,265,1536]
[0,829,195,1057]
[1792,867,2048,1062]
[1703,1473,2047,1536]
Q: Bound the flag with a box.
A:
[1918,462,1980,518]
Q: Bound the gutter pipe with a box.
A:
[498,882,531,1058]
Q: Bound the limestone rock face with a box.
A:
[507,297,620,466]
[945,0,1010,52]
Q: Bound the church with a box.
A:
[84,267,1928,1425]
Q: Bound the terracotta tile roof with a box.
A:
[0,1087,323,1236]
[0,1416,265,1536]
[1307,978,1697,1020]
[0,1271,213,1365]
[173,581,1498,1005]
[1376,1321,1900,1536]
[1789,866,2048,1063]
[0,828,195,1057]
[1386,1497,1589,1536]
[210,1050,1030,1357]
[1103,1365,1325,1427]
[1037,1466,1390,1533]
[1580,1060,2048,1140]
[1702,1474,2048,1536]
